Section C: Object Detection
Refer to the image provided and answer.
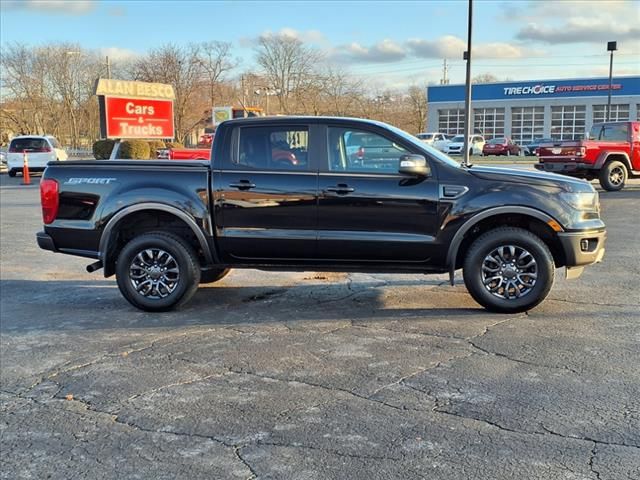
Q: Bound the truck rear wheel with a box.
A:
[463,227,555,313]
[599,160,627,191]
[115,232,200,312]
[200,268,231,284]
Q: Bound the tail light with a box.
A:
[40,179,59,224]
[576,146,586,157]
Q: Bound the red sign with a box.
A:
[104,96,174,139]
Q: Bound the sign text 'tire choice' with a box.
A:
[104,96,175,139]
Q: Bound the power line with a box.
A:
[348,60,639,76]
[348,52,640,72]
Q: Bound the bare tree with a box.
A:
[472,73,499,84]
[254,34,322,114]
[196,41,238,110]
[131,43,206,143]
[405,85,427,133]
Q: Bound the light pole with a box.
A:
[462,0,473,167]
[606,41,617,121]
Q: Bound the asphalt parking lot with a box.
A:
[1,171,639,480]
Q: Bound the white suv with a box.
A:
[415,132,450,151]
[6,135,68,177]
[444,135,485,156]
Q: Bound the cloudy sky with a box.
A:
[1,0,639,89]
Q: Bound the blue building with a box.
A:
[426,76,640,143]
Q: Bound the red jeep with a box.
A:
[536,121,640,191]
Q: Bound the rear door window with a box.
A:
[600,124,629,141]
[231,126,309,171]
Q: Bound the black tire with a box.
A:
[598,160,627,191]
[200,268,231,284]
[8,169,16,177]
[463,227,555,313]
[115,231,200,311]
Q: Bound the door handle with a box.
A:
[326,184,355,194]
[229,180,256,190]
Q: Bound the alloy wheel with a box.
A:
[129,248,180,299]
[481,245,538,300]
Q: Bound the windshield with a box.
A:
[384,123,461,168]
[488,138,506,144]
[450,135,465,143]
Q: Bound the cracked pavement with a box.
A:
[1,175,639,479]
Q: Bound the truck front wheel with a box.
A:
[115,232,200,311]
[599,160,627,191]
[463,227,555,313]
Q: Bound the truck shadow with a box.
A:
[0,277,485,333]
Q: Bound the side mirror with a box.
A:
[399,154,430,177]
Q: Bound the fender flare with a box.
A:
[99,202,215,270]
[594,151,631,170]
[445,206,562,283]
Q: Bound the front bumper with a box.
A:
[557,229,606,278]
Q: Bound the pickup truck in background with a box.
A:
[536,121,640,191]
[37,117,606,313]
[168,147,210,160]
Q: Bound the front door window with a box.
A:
[328,127,408,174]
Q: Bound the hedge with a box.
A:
[119,140,151,159]
[92,139,116,159]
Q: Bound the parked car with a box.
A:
[482,137,520,156]
[444,135,485,155]
[416,132,450,151]
[37,116,605,314]
[6,135,68,177]
[536,121,640,191]
[523,138,553,156]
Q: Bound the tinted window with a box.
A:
[9,137,47,152]
[328,127,408,174]
[488,138,507,144]
[417,133,433,140]
[600,124,629,141]
[234,126,308,170]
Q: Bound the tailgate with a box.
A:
[538,142,582,161]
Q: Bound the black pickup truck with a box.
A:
[37,117,606,313]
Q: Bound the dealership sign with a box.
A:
[95,79,175,139]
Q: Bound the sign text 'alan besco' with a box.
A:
[95,79,175,139]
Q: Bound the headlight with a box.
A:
[559,192,600,213]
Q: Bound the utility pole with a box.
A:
[462,0,473,167]
[606,41,617,121]
[106,56,111,79]
[441,59,449,85]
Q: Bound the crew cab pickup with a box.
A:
[536,121,640,191]
[37,117,606,313]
